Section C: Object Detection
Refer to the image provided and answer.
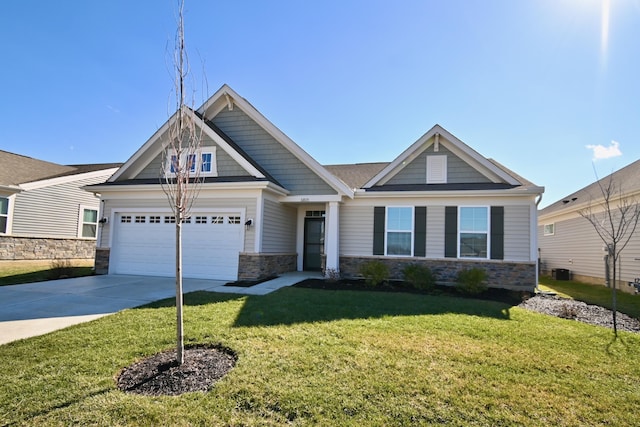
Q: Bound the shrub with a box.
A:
[48,259,74,280]
[323,268,341,283]
[402,264,436,290]
[359,260,389,287]
[455,267,488,295]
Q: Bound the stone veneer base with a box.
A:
[238,253,297,281]
[0,236,96,261]
[339,256,536,291]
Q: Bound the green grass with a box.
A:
[539,275,640,319]
[1,287,639,426]
[0,260,94,286]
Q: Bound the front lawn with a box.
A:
[539,275,640,319]
[0,260,94,286]
[1,287,639,426]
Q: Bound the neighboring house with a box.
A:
[0,150,120,261]
[88,84,544,291]
[538,159,640,292]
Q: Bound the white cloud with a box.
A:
[586,140,622,160]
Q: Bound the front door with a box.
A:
[303,217,324,271]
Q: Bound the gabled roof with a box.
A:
[363,124,525,189]
[0,150,120,188]
[540,158,640,217]
[324,162,388,190]
[109,84,354,198]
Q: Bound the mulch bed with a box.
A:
[117,344,237,396]
[224,275,278,288]
[293,278,530,305]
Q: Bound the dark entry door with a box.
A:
[303,218,324,271]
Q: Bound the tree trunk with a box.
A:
[176,210,184,364]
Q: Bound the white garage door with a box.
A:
[110,212,243,280]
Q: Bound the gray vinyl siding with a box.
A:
[11,174,105,238]
[538,214,640,283]
[386,145,491,185]
[340,204,374,255]
[212,108,337,195]
[261,199,296,253]
[503,205,530,261]
[340,201,533,261]
[100,196,257,252]
[135,134,250,180]
[426,206,445,258]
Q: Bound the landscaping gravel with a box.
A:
[519,294,640,333]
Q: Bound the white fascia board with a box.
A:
[280,194,344,203]
[90,180,289,196]
[109,118,173,182]
[364,125,521,188]
[202,85,354,199]
[0,185,21,195]
[19,168,119,191]
[354,188,542,200]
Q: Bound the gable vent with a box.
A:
[426,155,447,184]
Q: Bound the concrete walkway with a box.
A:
[0,271,322,345]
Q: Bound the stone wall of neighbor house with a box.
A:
[339,256,537,291]
[0,236,96,261]
[238,253,297,280]
[94,248,110,274]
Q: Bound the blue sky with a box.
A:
[1,0,639,208]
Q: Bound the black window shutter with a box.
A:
[414,207,426,257]
[373,207,385,255]
[490,206,504,260]
[444,206,457,258]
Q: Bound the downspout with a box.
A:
[534,193,551,294]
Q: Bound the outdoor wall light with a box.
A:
[99,217,108,224]
[245,218,253,229]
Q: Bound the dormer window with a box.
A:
[166,148,217,177]
[426,155,447,184]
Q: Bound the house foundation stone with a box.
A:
[0,236,96,261]
[339,256,536,291]
[238,253,297,280]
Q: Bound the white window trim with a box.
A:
[543,223,555,236]
[0,195,12,235]
[426,155,447,184]
[385,206,414,257]
[78,205,99,239]
[457,205,490,259]
[165,147,218,177]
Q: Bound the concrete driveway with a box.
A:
[0,272,319,345]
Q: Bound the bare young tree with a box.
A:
[578,172,640,336]
[159,0,205,364]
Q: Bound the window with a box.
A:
[164,216,176,224]
[149,216,161,224]
[211,216,224,224]
[228,216,241,225]
[459,207,489,258]
[543,223,555,236]
[0,197,9,234]
[386,207,413,256]
[426,155,447,184]
[121,215,132,223]
[135,216,146,223]
[167,149,216,176]
[195,216,207,224]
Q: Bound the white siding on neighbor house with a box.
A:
[261,198,296,253]
[135,134,251,180]
[504,205,531,261]
[11,174,105,238]
[100,196,257,252]
[212,108,337,196]
[538,214,640,283]
[386,145,491,186]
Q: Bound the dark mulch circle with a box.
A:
[117,344,237,396]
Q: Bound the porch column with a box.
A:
[325,201,340,274]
